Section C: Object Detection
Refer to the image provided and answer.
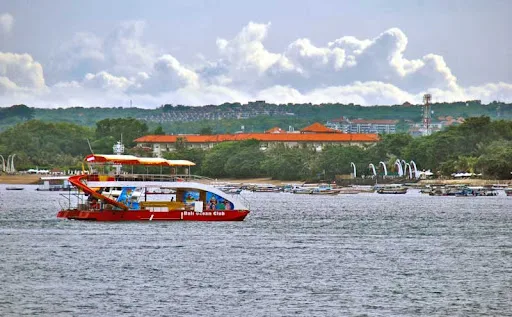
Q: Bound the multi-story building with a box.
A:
[135,123,380,157]
[326,118,398,134]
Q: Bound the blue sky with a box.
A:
[0,0,511,107]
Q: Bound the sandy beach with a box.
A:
[0,174,42,185]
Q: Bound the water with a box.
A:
[1,184,511,316]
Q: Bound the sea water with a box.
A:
[0,185,511,316]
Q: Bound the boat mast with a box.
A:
[113,138,125,175]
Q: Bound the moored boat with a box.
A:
[6,186,24,190]
[375,184,408,194]
[36,176,74,191]
[57,154,250,222]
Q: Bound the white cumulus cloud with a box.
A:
[0,52,46,93]
[1,20,512,108]
[0,13,13,34]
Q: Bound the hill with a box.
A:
[0,101,511,134]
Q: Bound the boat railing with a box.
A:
[88,173,215,183]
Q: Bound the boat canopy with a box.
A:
[85,154,195,166]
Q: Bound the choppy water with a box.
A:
[0,184,511,316]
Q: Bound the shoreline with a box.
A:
[1,174,510,186]
[0,174,42,185]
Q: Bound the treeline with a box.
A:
[1,101,512,135]
[165,116,512,180]
[1,116,511,179]
[0,118,151,170]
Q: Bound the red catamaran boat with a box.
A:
[57,153,250,221]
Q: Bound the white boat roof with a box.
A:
[39,176,70,180]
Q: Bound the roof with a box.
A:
[85,154,195,166]
[351,119,399,124]
[327,117,350,123]
[300,122,341,133]
[135,133,380,144]
[265,127,285,133]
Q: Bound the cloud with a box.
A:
[104,20,157,75]
[0,13,13,34]
[83,71,133,91]
[132,54,199,94]
[49,32,105,82]
[48,20,156,83]
[1,20,512,108]
[0,52,46,93]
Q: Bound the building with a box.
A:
[134,123,379,157]
[326,118,398,134]
[408,116,465,137]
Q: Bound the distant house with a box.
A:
[135,122,380,157]
[349,119,399,134]
[326,117,398,134]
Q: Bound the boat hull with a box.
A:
[57,209,250,221]
[376,190,408,194]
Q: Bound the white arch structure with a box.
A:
[410,160,418,178]
[379,161,388,176]
[368,163,377,176]
[350,162,357,178]
[404,163,412,178]
[5,154,16,174]
[394,159,403,176]
[0,155,5,172]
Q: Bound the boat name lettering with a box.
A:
[183,211,226,216]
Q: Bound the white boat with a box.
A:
[36,176,74,191]
[375,184,408,194]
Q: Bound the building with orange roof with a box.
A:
[300,122,342,133]
[134,122,379,157]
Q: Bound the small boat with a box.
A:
[375,184,408,194]
[36,176,74,191]
[505,188,512,196]
[6,186,24,190]
[57,154,250,222]
[310,188,338,195]
[292,187,313,194]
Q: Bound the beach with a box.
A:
[0,174,42,185]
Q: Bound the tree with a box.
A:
[175,137,188,151]
[152,126,165,135]
[198,126,214,135]
[476,141,512,179]
[262,145,313,180]
[95,118,148,148]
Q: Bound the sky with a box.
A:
[0,0,511,108]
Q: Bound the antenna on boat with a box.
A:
[87,139,94,154]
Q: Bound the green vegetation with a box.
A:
[1,114,511,180]
[165,116,512,180]
[1,101,512,134]
[0,118,148,170]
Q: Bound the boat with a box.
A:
[337,185,374,194]
[291,187,313,194]
[57,154,250,221]
[249,184,281,192]
[456,187,499,197]
[375,184,408,194]
[505,188,512,196]
[6,186,24,190]
[310,188,338,195]
[36,176,74,191]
